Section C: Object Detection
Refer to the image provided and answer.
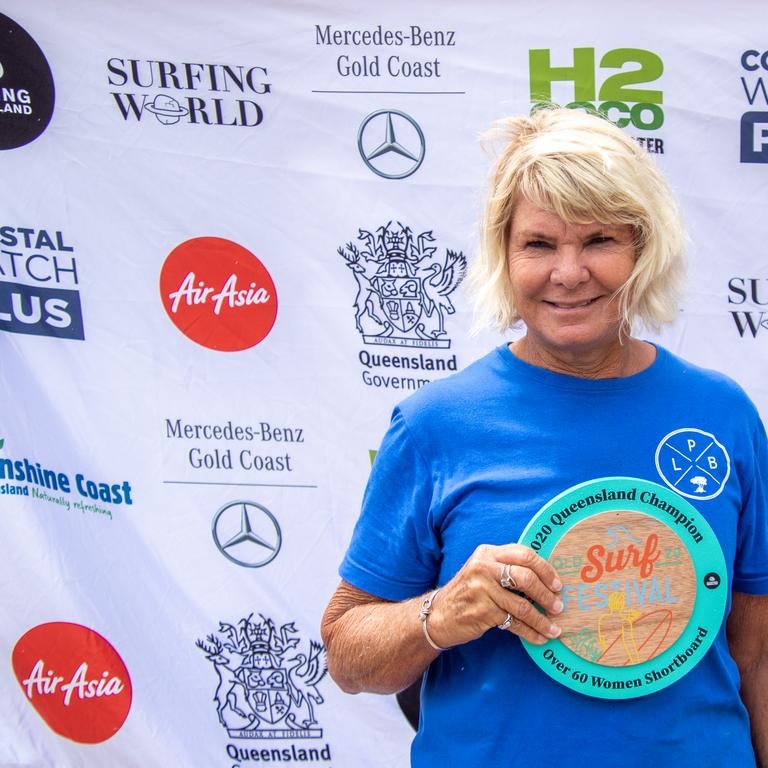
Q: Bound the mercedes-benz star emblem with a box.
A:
[212,500,282,568]
[357,109,426,179]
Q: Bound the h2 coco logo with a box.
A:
[529,47,663,132]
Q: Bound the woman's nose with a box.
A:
[550,246,589,289]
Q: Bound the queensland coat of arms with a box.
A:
[338,221,467,348]
[196,613,327,739]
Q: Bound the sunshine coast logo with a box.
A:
[0,13,55,149]
[197,613,331,764]
[338,221,465,391]
[0,437,133,519]
[12,622,132,744]
[0,225,84,340]
[159,237,277,351]
[107,58,271,128]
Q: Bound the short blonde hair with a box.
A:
[469,108,686,333]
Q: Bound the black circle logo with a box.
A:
[0,13,55,149]
[704,572,721,590]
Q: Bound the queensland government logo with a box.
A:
[357,109,426,178]
[338,221,465,348]
[107,57,271,127]
[0,13,55,149]
[197,613,329,754]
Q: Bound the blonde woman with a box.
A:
[322,109,768,768]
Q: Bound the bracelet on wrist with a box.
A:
[418,588,448,652]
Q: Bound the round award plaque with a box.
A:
[518,477,727,699]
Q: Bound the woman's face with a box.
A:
[507,198,636,361]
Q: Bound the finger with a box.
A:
[500,592,562,640]
[498,611,552,646]
[494,544,562,592]
[498,563,564,616]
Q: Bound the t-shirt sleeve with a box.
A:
[339,406,441,601]
[732,417,768,594]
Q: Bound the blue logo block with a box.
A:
[740,111,768,163]
[0,280,84,340]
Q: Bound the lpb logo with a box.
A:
[655,428,730,500]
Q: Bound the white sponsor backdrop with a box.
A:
[1,1,767,766]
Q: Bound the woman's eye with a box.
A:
[526,240,551,249]
[588,236,613,246]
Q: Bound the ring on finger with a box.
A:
[500,563,518,591]
[497,612,514,631]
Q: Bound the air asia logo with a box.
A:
[529,47,665,153]
[338,221,465,347]
[728,276,768,337]
[12,622,132,744]
[107,58,271,128]
[739,50,768,163]
[357,110,425,178]
[159,237,277,351]
[0,437,133,519]
[212,500,282,568]
[197,613,331,763]
[0,226,84,340]
[655,428,730,500]
[0,14,55,149]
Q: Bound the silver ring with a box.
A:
[500,564,518,591]
[497,613,513,631]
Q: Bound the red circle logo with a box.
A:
[159,237,278,351]
[12,622,132,744]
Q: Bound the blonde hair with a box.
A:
[469,108,686,333]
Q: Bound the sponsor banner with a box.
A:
[2,2,768,767]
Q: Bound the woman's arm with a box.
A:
[321,543,563,695]
[728,592,768,767]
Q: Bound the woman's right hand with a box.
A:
[425,543,564,649]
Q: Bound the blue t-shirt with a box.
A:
[340,343,768,768]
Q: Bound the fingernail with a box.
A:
[552,578,562,591]
[548,624,561,638]
[552,599,563,614]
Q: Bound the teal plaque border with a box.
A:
[518,477,727,699]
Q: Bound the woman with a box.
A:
[321,108,768,767]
